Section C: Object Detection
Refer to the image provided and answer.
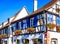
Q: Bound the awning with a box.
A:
[33,33,43,39]
[27,34,35,40]
[21,35,29,40]
[17,36,22,39]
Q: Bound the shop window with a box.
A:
[4,41,7,44]
[16,39,20,44]
[51,38,58,44]
[33,38,42,44]
[22,39,29,44]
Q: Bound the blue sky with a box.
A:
[0,0,51,24]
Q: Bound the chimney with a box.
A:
[34,0,37,11]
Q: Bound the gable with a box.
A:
[12,6,29,22]
[48,0,60,14]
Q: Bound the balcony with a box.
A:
[12,25,46,36]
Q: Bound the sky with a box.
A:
[0,0,51,24]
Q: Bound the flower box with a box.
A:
[14,30,22,35]
[1,34,7,38]
[56,8,60,13]
[27,28,35,33]
[47,23,56,29]
[57,26,60,32]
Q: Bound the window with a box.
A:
[47,14,53,23]
[16,39,20,44]
[22,39,29,44]
[19,22,22,30]
[11,24,16,32]
[56,4,60,13]
[26,18,30,28]
[51,38,57,44]
[37,14,44,20]
[56,17,60,26]
[1,30,4,34]
[5,28,8,35]
[56,4,60,8]
[33,38,42,44]
[23,19,27,29]
[0,31,1,34]
[40,25,46,31]
[15,22,19,30]
[34,16,38,27]
[4,41,7,44]
[30,17,34,27]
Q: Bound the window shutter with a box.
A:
[21,20,23,30]
[15,22,19,30]
[26,18,30,28]
[34,16,38,27]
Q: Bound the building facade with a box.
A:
[0,0,60,44]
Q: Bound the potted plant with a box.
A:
[39,19,43,25]
[56,8,60,13]
[1,34,7,38]
[47,23,56,29]
[14,30,22,35]
[57,26,60,32]
[27,28,35,33]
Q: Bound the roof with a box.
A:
[0,0,59,29]
[0,6,29,29]
[32,0,58,15]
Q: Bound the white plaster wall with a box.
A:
[48,31,60,44]
[13,7,28,22]
[0,25,2,29]
[48,0,60,14]
[10,17,15,22]
[3,21,8,27]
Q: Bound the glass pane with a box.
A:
[56,17,60,26]
[47,14,53,23]
[4,41,7,44]
[23,39,29,44]
[16,39,20,44]
[51,41,56,44]
[30,17,34,27]
[33,39,42,44]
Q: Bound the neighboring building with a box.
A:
[0,0,60,44]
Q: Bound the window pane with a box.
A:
[30,17,34,27]
[47,14,53,23]
[16,39,20,44]
[56,17,60,26]
[23,19,27,29]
